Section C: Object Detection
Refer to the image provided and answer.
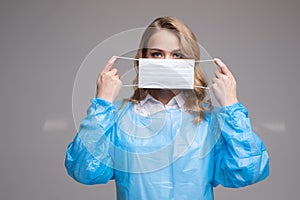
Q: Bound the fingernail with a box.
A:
[109,56,117,64]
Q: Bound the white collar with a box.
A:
[140,92,186,108]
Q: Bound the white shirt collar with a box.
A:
[140,92,186,108]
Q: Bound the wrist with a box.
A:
[96,95,113,103]
[221,98,239,107]
[96,90,114,103]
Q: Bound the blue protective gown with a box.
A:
[65,98,269,200]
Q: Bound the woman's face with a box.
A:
[146,29,183,59]
[144,29,183,97]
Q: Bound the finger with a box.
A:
[214,70,223,79]
[216,70,230,82]
[214,58,233,77]
[212,77,218,84]
[102,56,117,73]
[107,68,118,76]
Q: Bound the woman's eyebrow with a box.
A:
[147,48,181,53]
[147,48,163,51]
[171,49,182,53]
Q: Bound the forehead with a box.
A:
[147,29,180,52]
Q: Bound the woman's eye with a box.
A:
[151,52,162,58]
[173,53,183,59]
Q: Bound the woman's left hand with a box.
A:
[211,58,239,107]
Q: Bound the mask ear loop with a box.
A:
[195,59,215,63]
[116,56,139,61]
[194,59,215,90]
[117,56,138,87]
[194,59,216,106]
[116,56,140,87]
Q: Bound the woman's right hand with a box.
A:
[96,56,122,102]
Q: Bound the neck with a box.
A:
[148,89,179,105]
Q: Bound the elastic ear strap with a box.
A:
[195,59,215,63]
[194,86,210,89]
[122,84,138,87]
[116,56,139,61]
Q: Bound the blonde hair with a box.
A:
[128,16,212,123]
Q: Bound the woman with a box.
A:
[65,16,269,200]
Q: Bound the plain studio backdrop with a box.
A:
[0,0,299,199]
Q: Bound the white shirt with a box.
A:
[133,92,187,116]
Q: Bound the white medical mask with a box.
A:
[138,58,195,89]
[117,56,214,89]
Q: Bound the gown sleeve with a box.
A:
[65,98,117,185]
[213,102,270,188]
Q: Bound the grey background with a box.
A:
[0,0,299,199]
